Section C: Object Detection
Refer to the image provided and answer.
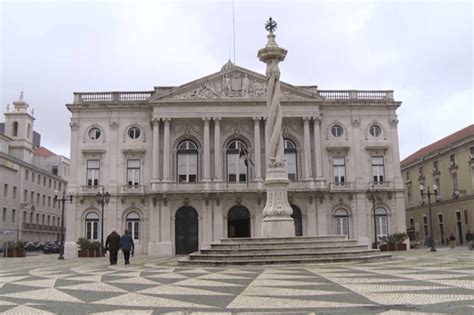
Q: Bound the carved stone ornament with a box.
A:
[183,197,189,206]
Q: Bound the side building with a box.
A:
[64,62,406,257]
[401,125,474,246]
[0,94,69,244]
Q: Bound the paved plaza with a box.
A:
[0,248,473,314]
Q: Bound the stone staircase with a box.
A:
[179,235,391,266]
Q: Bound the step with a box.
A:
[200,244,369,254]
[208,240,359,250]
[179,253,392,266]
[220,235,348,244]
[189,249,380,261]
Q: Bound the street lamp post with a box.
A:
[54,191,72,260]
[96,189,110,256]
[370,184,378,249]
[419,184,437,252]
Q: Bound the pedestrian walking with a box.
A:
[119,229,134,265]
[105,228,121,265]
[449,233,456,249]
[465,229,472,250]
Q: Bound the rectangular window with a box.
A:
[52,166,58,175]
[371,156,384,183]
[406,172,410,180]
[24,189,28,202]
[30,212,33,224]
[409,217,414,227]
[37,174,41,185]
[450,154,456,165]
[32,172,35,183]
[48,196,51,207]
[37,193,40,205]
[31,191,34,203]
[49,179,52,188]
[23,211,27,223]
[87,160,100,187]
[13,186,17,200]
[12,209,15,223]
[438,214,445,245]
[59,183,62,191]
[2,207,6,222]
[3,184,8,198]
[36,213,39,224]
[464,210,468,224]
[54,181,57,190]
[47,215,50,226]
[433,160,438,172]
[127,159,140,186]
[452,172,459,192]
[332,157,346,184]
[407,185,412,205]
[42,194,45,206]
[435,177,441,196]
[42,214,45,225]
[25,169,29,180]
[470,147,474,159]
[423,215,428,240]
[419,166,423,176]
[43,176,46,186]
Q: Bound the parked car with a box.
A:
[42,242,60,254]
[25,241,38,251]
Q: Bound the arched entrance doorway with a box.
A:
[228,206,251,238]
[291,205,303,236]
[175,206,199,254]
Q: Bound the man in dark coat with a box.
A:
[119,229,135,265]
[105,228,121,265]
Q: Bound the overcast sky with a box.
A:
[1,0,472,160]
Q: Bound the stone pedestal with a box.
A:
[262,167,295,237]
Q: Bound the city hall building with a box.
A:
[64,62,406,257]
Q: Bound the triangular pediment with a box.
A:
[150,64,322,102]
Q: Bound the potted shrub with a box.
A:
[77,238,91,257]
[89,241,102,257]
[379,233,408,251]
[4,241,26,257]
[393,232,408,251]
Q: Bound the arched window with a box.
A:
[85,212,99,240]
[227,140,248,183]
[177,140,198,183]
[375,208,388,240]
[334,209,349,238]
[12,121,19,137]
[291,205,303,236]
[284,139,297,181]
[126,211,140,241]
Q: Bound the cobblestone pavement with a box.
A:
[0,248,473,314]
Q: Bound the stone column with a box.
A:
[303,117,313,180]
[203,117,211,182]
[151,118,160,189]
[147,197,160,255]
[313,116,324,185]
[213,118,222,181]
[162,118,171,182]
[253,117,262,180]
[258,18,295,237]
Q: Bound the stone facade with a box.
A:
[401,125,474,246]
[0,95,69,244]
[64,63,406,257]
